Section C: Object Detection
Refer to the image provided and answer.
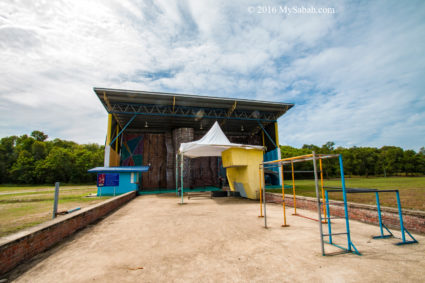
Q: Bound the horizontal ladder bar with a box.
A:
[322,232,348,237]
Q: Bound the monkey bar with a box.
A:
[259,152,359,256]
[324,187,418,246]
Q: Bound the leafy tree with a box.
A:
[32,141,47,161]
[380,146,404,176]
[0,131,104,184]
[402,150,417,176]
[9,150,35,183]
[1,130,424,184]
[0,136,18,183]
[15,135,34,153]
[31,130,48,142]
[35,147,74,183]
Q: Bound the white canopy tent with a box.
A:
[176,121,264,203]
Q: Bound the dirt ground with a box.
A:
[7,194,425,282]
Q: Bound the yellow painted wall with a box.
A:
[222,148,263,199]
[109,147,120,167]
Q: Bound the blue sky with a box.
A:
[1,0,424,150]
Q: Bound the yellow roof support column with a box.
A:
[262,130,265,147]
[172,96,176,113]
[104,114,113,167]
[106,113,112,145]
[115,125,119,152]
[274,121,279,146]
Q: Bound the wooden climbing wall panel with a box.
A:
[142,134,167,189]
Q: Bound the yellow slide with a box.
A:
[221,148,263,199]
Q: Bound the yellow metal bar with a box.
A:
[319,159,327,223]
[115,125,119,152]
[280,164,288,227]
[220,101,237,127]
[228,101,237,115]
[291,160,297,215]
[264,154,314,164]
[261,130,265,147]
[274,122,279,147]
[258,168,263,217]
[263,154,339,165]
[172,96,176,113]
[106,114,112,145]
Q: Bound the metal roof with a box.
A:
[93,87,294,136]
[88,166,150,173]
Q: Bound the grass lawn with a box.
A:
[267,176,425,211]
[0,185,111,237]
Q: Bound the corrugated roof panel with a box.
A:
[88,166,150,173]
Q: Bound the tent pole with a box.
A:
[176,154,179,196]
[180,153,184,204]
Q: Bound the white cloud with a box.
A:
[0,0,424,150]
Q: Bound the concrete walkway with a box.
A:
[8,194,425,282]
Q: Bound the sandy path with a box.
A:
[8,194,425,282]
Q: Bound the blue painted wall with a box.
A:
[97,172,139,196]
[264,148,281,185]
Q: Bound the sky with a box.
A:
[1,0,424,150]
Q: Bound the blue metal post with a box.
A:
[396,191,406,243]
[52,182,60,219]
[376,192,384,237]
[312,152,325,256]
[339,154,352,252]
[256,120,277,149]
[325,190,332,244]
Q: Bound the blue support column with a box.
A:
[338,155,359,255]
[372,192,393,239]
[376,192,384,236]
[256,120,277,149]
[325,190,332,244]
[395,190,418,245]
[396,190,406,242]
[373,191,393,239]
[339,155,352,252]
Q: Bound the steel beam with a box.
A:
[109,114,137,146]
[109,102,279,122]
[256,120,277,148]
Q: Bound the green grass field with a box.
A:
[266,176,425,211]
[0,185,110,237]
[1,177,423,237]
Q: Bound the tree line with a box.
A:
[280,142,425,178]
[0,131,104,184]
[1,131,424,184]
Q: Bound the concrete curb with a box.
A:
[0,190,137,275]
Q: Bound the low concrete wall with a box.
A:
[265,192,425,235]
[0,190,137,275]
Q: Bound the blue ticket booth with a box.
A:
[88,166,150,196]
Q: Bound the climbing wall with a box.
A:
[121,134,144,166]
[142,134,167,189]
